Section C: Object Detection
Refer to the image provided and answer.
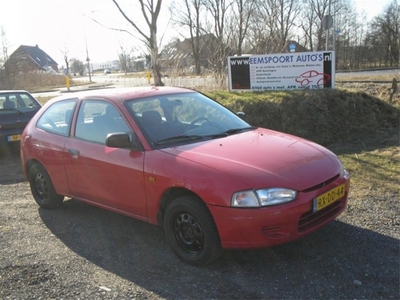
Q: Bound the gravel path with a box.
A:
[0,150,399,299]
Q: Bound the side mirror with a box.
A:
[106,133,143,151]
[236,111,245,118]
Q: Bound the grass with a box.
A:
[339,147,399,201]
[207,88,399,143]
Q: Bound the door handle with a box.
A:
[68,149,80,158]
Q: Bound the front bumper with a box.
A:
[208,178,350,249]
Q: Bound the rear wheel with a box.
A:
[163,195,223,265]
[28,163,63,209]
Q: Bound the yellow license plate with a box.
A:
[313,184,345,212]
[7,134,21,142]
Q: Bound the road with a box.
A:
[33,68,399,99]
[336,68,399,78]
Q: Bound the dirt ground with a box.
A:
[0,146,399,299]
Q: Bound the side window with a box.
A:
[19,93,41,109]
[0,94,18,110]
[75,100,131,144]
[37,99,77,136]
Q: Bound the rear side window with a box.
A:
[37,99,77,136]
[18,93,41,109]
[0,92,41,111]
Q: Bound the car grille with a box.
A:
[302,174,339,193]
[298,197,345,233]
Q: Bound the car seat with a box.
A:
[3,99,16,109]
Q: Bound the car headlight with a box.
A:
[231,188,297,207]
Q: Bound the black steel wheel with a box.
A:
[28,163,63,209]
[163,195,223,265]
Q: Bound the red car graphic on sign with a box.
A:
[295,70,331,87]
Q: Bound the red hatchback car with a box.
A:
[21,87,350,265]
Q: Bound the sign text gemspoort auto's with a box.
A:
[227,51,335,92]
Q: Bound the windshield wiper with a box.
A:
[223,126,257,135]
[155,127,257,145]
[199,127,257,140]
[155,135,204,145]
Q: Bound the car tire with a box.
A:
[163,195,223,266]
[29,163,64,209]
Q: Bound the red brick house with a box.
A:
[4,45,59,75]
[159,34,218,74]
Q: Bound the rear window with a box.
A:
[37,99,77,136]
[0,92,41,112]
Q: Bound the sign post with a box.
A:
[322,15,333,50]
[65,75,70,92]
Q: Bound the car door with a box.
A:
[63,99,147,220]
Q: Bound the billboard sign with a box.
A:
[227,51,335,92]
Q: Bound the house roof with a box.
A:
[160,34,219,61]
[19,45,58,68]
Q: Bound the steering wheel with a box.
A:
[190,117,209,127]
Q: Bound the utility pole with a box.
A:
[83,14,92,82]
[85,33,91,82]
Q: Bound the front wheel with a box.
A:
[163,195,223,266]
[28,163,64,209]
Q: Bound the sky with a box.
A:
[0,0,394,69]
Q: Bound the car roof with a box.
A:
[51,86,197,103]
[0,90,32,94]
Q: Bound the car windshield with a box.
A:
[125,92,254,147]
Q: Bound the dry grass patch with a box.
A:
[340,146,399,199]
[208,89,399,145]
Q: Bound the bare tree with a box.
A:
[60,47,70,75]
[298,0,354,52]
[298,0,327,51]
[204,0,234,86]
[0,27,10,89]
[369,0,400,66]
[1,26,9,64]
[246,0,299,54]
[112,0,164,86]
[118,43,137,75]
[229,0,255,55]
[170,0,205,75]
[261,0,299,51]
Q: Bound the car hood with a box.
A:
[161,128,340,190]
